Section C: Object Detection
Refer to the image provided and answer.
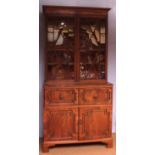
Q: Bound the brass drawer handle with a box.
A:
[59,94,64,100]
[79,119,82,125]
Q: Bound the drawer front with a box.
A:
[79,88,112,105]
[45,88,78,105]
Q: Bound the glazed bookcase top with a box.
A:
[43,6,110,83]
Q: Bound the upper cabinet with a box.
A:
[43,6,110,82]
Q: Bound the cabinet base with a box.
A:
[42,138,113,153]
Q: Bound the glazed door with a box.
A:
[79,106,112,140]
[79,17,107,81]
[46,16,76,80]
[44,107,78,141]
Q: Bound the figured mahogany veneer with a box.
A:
[42,5,113,153]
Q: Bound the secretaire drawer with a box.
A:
[45,88,78,105]
[79,88,112,105]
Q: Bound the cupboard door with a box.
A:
[79,88,112,105]
[79,106,112,140]
[45,87,78,105]
[44,107,78,141]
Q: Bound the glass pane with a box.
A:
[80,18,106,80]
[47,17,74,50]
[47,50,74,80]
[47,17,75,80]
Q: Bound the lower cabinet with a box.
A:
[43,86,113,152]
[44,106,111,142]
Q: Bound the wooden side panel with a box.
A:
[44,107,78,141]
[79,87,112,105]
[45,87,78,105]
[79,106,112,140]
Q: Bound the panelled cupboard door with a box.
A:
[79,106,112,140]
[44,107,78,141]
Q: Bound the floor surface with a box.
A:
[40,134,116,155]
